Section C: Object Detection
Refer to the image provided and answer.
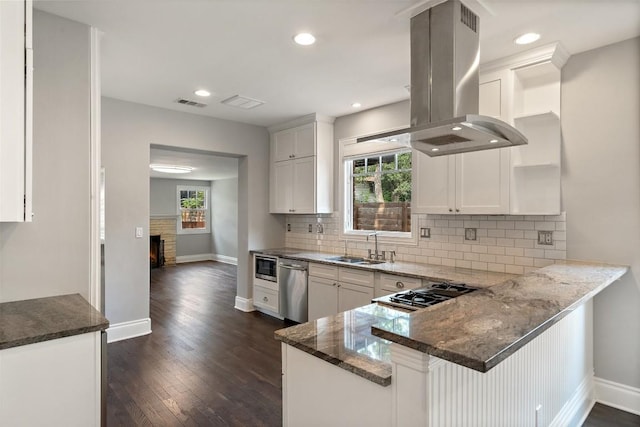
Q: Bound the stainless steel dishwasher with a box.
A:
[278,260,308,323]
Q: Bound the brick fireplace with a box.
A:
[150,216,177,266]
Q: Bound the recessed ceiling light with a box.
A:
[149,164,194,174]
[352,102,362,108]
[514,32,541,45]
[293,33,316,46]
[489,139,499,144]
[431,148,439,152]
[452,126,462,131]
[194,89,211,97]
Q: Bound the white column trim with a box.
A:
[106,318,152,343]
[234,296,254,312]
[89,27,102,311]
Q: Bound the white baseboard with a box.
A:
[551,374,594,427]
[106,318,152,343]
[212,253,238,265]
[176,253,238,265]
[595,376,640,416]
[234,296,254,312]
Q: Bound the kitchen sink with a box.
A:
[325,256,386,265]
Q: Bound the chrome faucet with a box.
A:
[367,232,379,260]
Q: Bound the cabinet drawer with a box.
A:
[380,274,422,293]
[309,263,338,280]
[339,268,374,288]
[254,285,279,313]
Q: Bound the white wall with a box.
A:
[102,97,283,326]
[211,177,238,258]
[562,37,640,388]
[0,11,91,302]
[150,177,213,257]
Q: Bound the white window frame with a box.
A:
[338,137,417,246]
[177,185,211,235]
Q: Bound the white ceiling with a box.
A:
[149,147,238,181]
[35,0,640,130]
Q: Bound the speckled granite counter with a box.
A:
[371,261,628,372]
[0,294,109,350]
[275,303,409,386]
[253,248,516,287]
[274,257,628,384]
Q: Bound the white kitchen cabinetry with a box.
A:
[413,75,510,215]
[308,263,374,321]
[414,43,568,216]
[376,273,423,298]
[0,0,32,222]
[0,332,101,426]
[269,114,334,214]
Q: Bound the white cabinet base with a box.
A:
[0,332,101,427]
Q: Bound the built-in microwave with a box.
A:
[254,254,278,282]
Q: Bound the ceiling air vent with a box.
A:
[176,98,207,108]
[460,3,477,33]
[221,95,265,110]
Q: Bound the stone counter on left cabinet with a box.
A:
[0,294,108,426]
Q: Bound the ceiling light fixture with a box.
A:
[489,139,499,144]
[451,126,462,131]
[293,33,316,46]
[194,89,211,97]
[352,102,362,108]
[149,164,194,174]
[431,148,439,152]
[514,32,541,45]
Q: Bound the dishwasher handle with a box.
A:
[279,263,307,271]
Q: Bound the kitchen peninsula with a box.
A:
[274,254,628,427]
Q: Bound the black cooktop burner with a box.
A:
[387,282,478,309]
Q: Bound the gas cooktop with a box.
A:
[375,282,478,311]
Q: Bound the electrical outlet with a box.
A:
[420,227,430,238]
[316,224,324,234]
[308,224,312,233]
[465,228,477,241]
[538,231,553,245]
[135,227,143,238]
[287,223,291,232]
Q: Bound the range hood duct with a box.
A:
[357,0,527,156]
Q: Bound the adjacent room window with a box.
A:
[177,185,210,234]
[344,149,412,235]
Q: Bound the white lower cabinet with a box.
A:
[253,285,279,313]
[376,273,423,298]
[308,263,375,321]
[0,332,101,426]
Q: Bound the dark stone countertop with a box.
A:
[371,261,629,372]
[253,248,516,288]
[275,303,410,386]
[0,293,109,350]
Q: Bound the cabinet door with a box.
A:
[291,157,315,213]
[338,282,374,313]
[456,148,509,214]
[308,276,338,321]
[270,161,293,213]
[273,129,296,162]
[294,123,315,158]
[412,149,456,214]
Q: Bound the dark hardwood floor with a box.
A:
[107,261,640,426]
[107,261,288,426]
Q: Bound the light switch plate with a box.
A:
[465,228,477,241]
[135,227,143,238]
[308,224,312,233]
[538,231,553,245]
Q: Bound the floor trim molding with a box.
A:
[106,318,152,343]
[234,296,254,312]
[550,373,593,427]
[595,376,640,416]
[176,253,238,265]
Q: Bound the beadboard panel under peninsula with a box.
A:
[285,212,566,274]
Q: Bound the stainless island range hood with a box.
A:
[358,0,527,156]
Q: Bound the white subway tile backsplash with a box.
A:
[284,212,566,273]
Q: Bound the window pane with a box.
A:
[348,150,412,233]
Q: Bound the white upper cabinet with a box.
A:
[413,75,510,215]
[414,43,568,216]
[0,0,32,222]
[269,114,334,214]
